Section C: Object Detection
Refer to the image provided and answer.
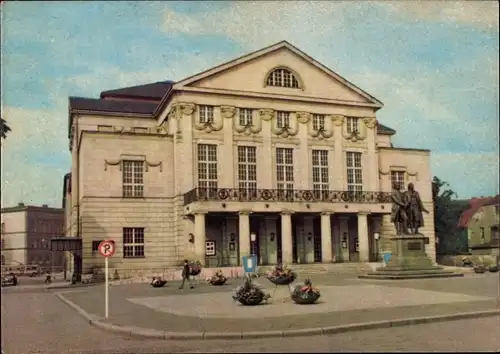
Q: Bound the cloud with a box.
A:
[384,1,499,32]
[1,105,70,208]
[431,152,499,199]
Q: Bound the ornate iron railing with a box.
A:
[183,188,391,205]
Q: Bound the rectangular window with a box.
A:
[346,152,363,194]
[491,227,499,240]
[237,146,257,200]
[312,114,325,131]
[197,144,218,198]
[239,108,253,126]
[123,228,145,258]
[91,240,104,252]
[312,150,329,200]
[199,105,214,123]
[391,171,405,190]
[276,111,290,128]
[346,117,359,134]
[480,227,485,243]
[276,148,294,201]
[122,160,144,198]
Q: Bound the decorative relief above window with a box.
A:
[194,105,223,133]
[265,67,301,89]
[309,114,333,140]
[234,108,262,135]
[272,111,298,138]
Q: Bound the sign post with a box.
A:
[98,240,116,319]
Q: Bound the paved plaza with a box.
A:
[59,273,500,334]
[2,290,499,353]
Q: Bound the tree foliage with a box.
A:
[1,117,11,139]
[432,176,469,255]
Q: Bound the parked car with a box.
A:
[1,273,18,287]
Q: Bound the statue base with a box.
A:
[359,233,464,280]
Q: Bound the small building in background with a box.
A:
[458,195,500,257]
[1,203,65,271]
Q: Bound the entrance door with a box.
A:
[313,217,322,262]
[276,218,282,264]
[249,217,260,264]
[292,221,298,263]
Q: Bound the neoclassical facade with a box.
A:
[65,41,436,274]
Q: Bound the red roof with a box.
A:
[457,195,500,228]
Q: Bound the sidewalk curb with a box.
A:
[56,292,500,340]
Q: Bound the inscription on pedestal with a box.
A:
[407,242,422,251]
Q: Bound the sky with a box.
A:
[1,1,498,208]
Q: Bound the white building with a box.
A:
[65,41,435,276]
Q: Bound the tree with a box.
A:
[432,176,469,255]
[1,117,11,139]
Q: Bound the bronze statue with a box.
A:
[404,182,429,234]
[390,182,409,235]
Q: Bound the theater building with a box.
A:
[65,41,436,275]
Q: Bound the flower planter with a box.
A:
[488,265,499,273]
[151,280,167,288]
[291,292,321,305]
[474,266,486,274]
[210,277,227,286]
[233,294,266,306]
[267,273,297,285]
[233,275,270,306]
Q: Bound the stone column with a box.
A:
[357,212,370,262]
[281,211,293,264]
[194,212,206,265]
[321,212,333,263]
[239,212,251,260]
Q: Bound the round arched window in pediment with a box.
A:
[265,68,301,89]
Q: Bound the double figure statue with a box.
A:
[391,182,429,235]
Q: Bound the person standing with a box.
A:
[179,259,194,289]
[404,182,429,234]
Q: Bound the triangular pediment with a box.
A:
[173,41,382,106]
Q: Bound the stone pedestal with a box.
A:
[359,234,464,280]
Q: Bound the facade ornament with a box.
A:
[220,106,236,119]
[194,120,223,133]
[259,109,275,121]
[331,115,344,126]
[234,117,262,135]
[145,160,163,172]
[104,159,122,171]
[295,111,310,124]
[309,128,333,140]
[363,117,377,129]
[178,103,196,116]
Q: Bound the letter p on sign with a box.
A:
[98,240,116,258]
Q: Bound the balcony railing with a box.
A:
[184,188,391,205]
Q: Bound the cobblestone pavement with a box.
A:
[59,273,499,333]
[2,291,499,353]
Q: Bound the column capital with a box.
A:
[239,210,252,216]
[358,211,370,216]
[280,210,294,216]
[321,211,333,216]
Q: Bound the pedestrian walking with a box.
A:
[179,259,194,289]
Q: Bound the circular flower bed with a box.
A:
[291,278,321,305]
[233,275,270,306]
[267,264,297,285]
[208,270,227,286]
[189,260,202,276]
